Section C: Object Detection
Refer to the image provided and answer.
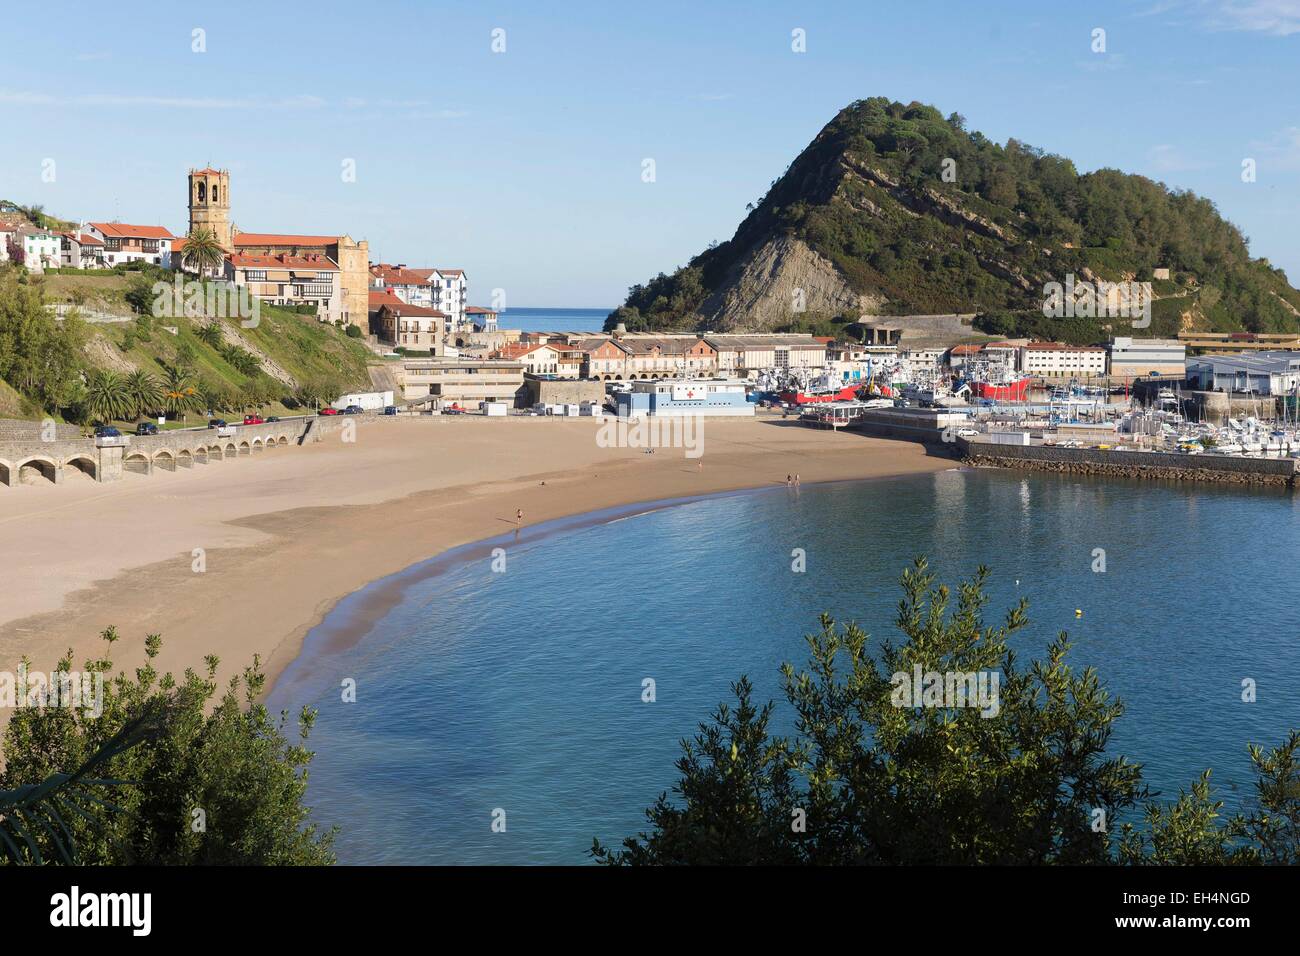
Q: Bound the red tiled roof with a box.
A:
[191,167,225,176]
[370,265,432,286]
[465,306,496,314]
[90,222,176,240]
[232,232,339,247]
[378,301,445,317]
[369,290,405,309]
[229,253,339,270]
[436,268,463,276]
[950,344,983,355]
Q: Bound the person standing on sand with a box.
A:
[516,508,523,524]
[795,474,801,486]
[786,474,791,486]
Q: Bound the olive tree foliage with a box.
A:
[594,559,1298,865]
[0,629,335,865]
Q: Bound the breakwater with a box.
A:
[959,437,1297,487]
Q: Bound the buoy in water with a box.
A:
[1075,609,1083,618]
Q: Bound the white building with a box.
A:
[1108,337,1186,379]
[369,264,435,309]
[1019,342,1108,378]
[86,222,176,268]
[332,390,394,411]
[17,226,62,271]
[431,269,467,329]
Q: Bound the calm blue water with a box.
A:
[497,306,610,334]
[267,469,1300,865]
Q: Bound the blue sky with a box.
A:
[2,0,1298,308]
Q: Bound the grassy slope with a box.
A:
[3,270,376,423]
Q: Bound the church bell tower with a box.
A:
[187,166,232,248]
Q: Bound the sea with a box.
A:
[494,306,610,334]
[266,468,1300,865]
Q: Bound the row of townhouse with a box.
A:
[1,220,176,272]
[225,253,342,323]
[489,333,831,380]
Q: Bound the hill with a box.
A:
[607,98,1300,344]
[0,263,376,425]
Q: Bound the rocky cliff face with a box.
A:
[694,235,883,331]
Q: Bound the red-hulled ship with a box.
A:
[779,383,861,405]
[972,377,1031,401]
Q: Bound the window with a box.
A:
[246,270,266,281]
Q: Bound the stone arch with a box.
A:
[224,442,237,459]
[65,455,97,481]
[0,459,10,487]
[238,441,251,456]
[251,438,263,452]
[153,450,176,473]
[17,457,57,485]
[614,375,623,381]
[277,436,288,446]
[197,181,206,202]
[177,449,194,469]
[193,447,208,464]
[124,453,151,476]
[208,444,224,459]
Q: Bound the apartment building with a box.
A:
[1108,337,1187,379]
[15,226,62,271]
[1019,342,1108,378]
[370,263,435,309]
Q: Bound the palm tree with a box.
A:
[181,227,225,277]
[161,367,199,422]
[84,370,131,424]
[124,370,163,421]
[195,321,224,349]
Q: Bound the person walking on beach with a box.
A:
[795,474,800,486]
[786,474,792,486]
[516,508,523,524]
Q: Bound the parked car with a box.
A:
[343,405,363,415]
[134,422,159,436]
[266,416,281,423]
[94,425,122,438]
[243,414,265,425]
[319,407,339,416]
[207,419,228,429]
[382,406,398,416]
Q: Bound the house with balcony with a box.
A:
[376,299,450,354]
[86,222,176,268]
[226,253,342,323]
[60,231,106,269]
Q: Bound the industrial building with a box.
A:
[1185,351,1300,395]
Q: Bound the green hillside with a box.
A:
[609,97,1300,342]
[0,263,375,426]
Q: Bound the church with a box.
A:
[182,166,370,328]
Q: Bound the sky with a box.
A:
[1,0,1298,309]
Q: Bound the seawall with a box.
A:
[958,437,1297,487]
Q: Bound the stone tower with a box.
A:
[187,167,231,248]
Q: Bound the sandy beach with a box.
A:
[0,413,955,699]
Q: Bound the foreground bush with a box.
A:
[594,559,1299,865]
[1,628,334,865]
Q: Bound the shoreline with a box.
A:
[268,475,941,709]
[0,416,957,706]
